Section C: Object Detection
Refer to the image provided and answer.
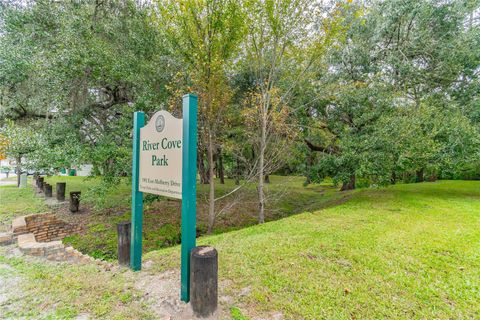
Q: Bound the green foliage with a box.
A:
[0,120,40,163]
[0,0,479,193]
[0,0,172,179]
[152,223,181,247]
[305,0,480,188]
[27,119,85,171]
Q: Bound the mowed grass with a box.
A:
[0,249,154,319]
[145,180,480,319]
[0,184,47,230]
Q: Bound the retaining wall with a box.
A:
[24,213,82,242]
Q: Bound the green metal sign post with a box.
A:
[180,94,198,302]
[131,111,145,271]
[130,94,198,302]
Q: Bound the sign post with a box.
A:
[131,111,145,271]
[180,94,198,302]
[130,94,198,302]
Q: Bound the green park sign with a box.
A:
[130,94,198,302]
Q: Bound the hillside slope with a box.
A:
[145,181,480,319]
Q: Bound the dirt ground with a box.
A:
[133,266,229,320]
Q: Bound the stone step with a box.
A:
[0,232,13,246]
[17,233,36,246]
[10,214,116,271]
[12,216,27,235]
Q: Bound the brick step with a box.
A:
[10,213,116,271]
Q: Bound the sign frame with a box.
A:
[130,94,198,303]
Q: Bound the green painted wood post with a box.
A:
[181,94,198,302]
[131,111,145,271]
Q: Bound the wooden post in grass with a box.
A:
[69,191,81,212]
[38,177,44,190]
[44,184,53,197]
[190,246,218,317]
[117,221,131,266]
[56,182,66,201]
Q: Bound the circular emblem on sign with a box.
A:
[155,115,165,133]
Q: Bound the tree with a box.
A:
[1,0,479,208]
[0,121,39,186]
[158,0,246,232]
[1,0,172,180]
[240,0,347,220]
[306,0,480,189]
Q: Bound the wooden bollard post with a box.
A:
[44,184,53,197]
[69,191,81,213]
[190,246,218,317]
[38,177,44,190]
[117,222,131,266]
[56,182,66,201]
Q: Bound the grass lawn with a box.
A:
[144,180,480,319]
[0,184,47,231]
[0,248,154,319]
[2,177,478,318]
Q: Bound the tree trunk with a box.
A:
[198,149,209,184]
[234,157,240,185]
[305,150,314,185]
[391,171,397,185]
[340,174,356,191]
[258,111,267,224]
[416,168,424,183]
[207,132,216,234]
[16,156,21,188]
[264,174,270,184]
[217,146,225,184]
[214,152,218,178]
